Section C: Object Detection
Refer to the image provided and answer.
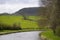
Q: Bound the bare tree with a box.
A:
[39,0,60,36]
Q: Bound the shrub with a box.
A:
[0,23,22,30]
[12,23,22,30]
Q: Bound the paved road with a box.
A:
[0,31,41,40]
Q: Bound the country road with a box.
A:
[0,31,42,40]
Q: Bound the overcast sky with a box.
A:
[0,0,42,13]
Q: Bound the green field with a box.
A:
[0,15,39,30]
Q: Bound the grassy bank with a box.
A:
[0,15,39,29]
[40,29,60,40]
[0,30,28,35]
[0,29,40,35]
[0,15,40,35]
[0,30,22,35]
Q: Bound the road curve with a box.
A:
[0,31,42,40]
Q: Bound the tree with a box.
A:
[40,0,60,36]
[38,0,51,29]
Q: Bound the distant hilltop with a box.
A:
[14,7,39,16]
[14,7,45,16]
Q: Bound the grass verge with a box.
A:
[0,30,27,35]
[40,29,60,40]
[0,29,40,35]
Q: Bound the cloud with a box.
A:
[0,0,39,4]
[0,0,40,13]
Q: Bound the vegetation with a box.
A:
[41,29,60,40]
[0,15,40,34]
[0,15,38,29]
[0,23,22,30]
[39,0,60,40]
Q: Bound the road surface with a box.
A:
[0,31,41,40]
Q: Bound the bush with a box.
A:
[12,23,22,30]
[0,23,22,30]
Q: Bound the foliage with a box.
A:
[0,23,22,30]
[40,0,60,36]
[41,29,60,40]
[0,15,39,30]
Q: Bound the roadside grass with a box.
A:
[0,30,36,35]
[41,29,60,40]
[0,15,40,35]
[0,15,39,29]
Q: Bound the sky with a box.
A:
[0,0,42,13]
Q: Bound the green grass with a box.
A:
[41,29,60,40]
[0,15,39,30]
[0,15,40,35]
[0,30,35,35]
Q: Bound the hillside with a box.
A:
[14,7,45,16]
